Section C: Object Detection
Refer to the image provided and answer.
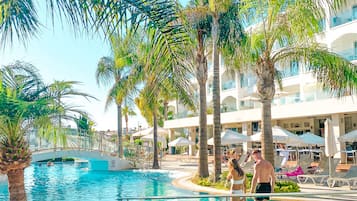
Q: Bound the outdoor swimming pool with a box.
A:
[0,162,217,201]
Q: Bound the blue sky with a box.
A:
[0,4,153,131]
[0,1,190,131]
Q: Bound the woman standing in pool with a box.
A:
[227,158,246,201]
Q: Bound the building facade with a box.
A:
[164,2,357,160]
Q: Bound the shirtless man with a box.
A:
[250,150,275,201]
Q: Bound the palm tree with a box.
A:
[208,0,245,181]
[0,62,58,201]
[183,0,212,178]
[122,104,136,135]
[96,31,139,157]
[226,0,355,164]
[46,80,96,149]
[121,28,194,169]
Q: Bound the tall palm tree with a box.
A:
[226,0,355,164]
[96,31,140,157]
[122,28,194,169]
[183,0,212,178]
[208,0,245,181]
[122,104,136,135]
[0,62,58,201]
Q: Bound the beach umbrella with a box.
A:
[299,132,325,146]
[325,119,338,177]
[339,129,357,142]
[250,126,303,146]
[207,129,250,145]
[168,137,195,147]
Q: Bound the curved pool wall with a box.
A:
[32,150,131,170]
[0,162,217,201]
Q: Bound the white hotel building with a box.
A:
[164,2,357,161]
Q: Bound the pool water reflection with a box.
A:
[0,162,219,201]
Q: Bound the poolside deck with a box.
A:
[161,154,357,201]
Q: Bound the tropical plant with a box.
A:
[225,0,355,164]
[120,28,194,169]
[122,104,136,135]
[207,0,245,181]
[46,80,96,149]
[0,62,56,201]
[184,0,212,178]
[96,31,139,158]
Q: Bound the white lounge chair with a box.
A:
[297,158,340,185]
[326,166,357,189]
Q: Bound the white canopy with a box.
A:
[132,127,169,137]
[168,137,195,147]
[207,129,250,145]
[141,133,167,148]
[299,132,325,146]
[339,130,357,142]
[250,126,303,145]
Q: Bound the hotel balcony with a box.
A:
[330,13,357,28]
[335,48,357,62]
[164,95,357,129]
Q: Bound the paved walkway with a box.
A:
[160,155,357,201]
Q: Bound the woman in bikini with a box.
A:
[227,158,246,201]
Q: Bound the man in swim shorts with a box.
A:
[250,150,275,201]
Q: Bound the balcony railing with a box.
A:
[330,15,357,28]
[222,80,236,90]
[336,48,357,61]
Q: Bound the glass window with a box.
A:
[289,60,299,76]
[353,5,357,20]
[240,73,248,88]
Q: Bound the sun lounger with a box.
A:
[297,158,340,185]
[326,166,357,189]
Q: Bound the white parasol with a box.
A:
[207,129,250,145]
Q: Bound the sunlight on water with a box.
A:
[0,163,219,201]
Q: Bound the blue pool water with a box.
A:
[0,162,219,201]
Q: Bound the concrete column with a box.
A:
[169,129,175,142]
[331,114,346,162]
[169,129,175,154]
[299,64,305,102]
[189,127,196,156]
[331,114,346,161]
[242,122,253,153]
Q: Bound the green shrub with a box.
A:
[274,180,300,193]
[134,139,143,145]
[192,171,299,193]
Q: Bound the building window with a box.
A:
[289,60,299,76]
[252,122,259,132]
[240,73,248,88]
[318,19,326,31]
[353,5,357,20]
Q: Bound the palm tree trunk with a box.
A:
[256,62,275,165]
[117,104,123,158]
[261,100,274,165]
[125,114,129,136]
[212,14,222,182]
[197,29,209,177]
[8,168,26,201]
[152,109,160,169]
